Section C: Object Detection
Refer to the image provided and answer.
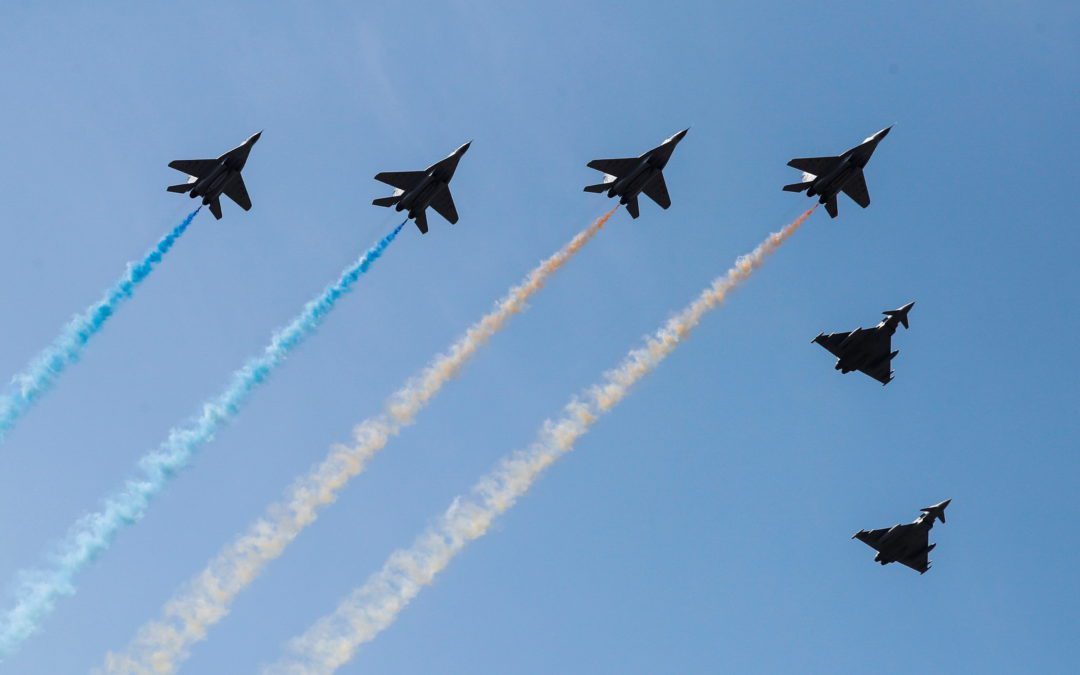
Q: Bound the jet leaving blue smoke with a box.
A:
[0,208,201,445]
[0,220,406,659]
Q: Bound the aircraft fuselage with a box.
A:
[608,160,661,202]
[188,164,240,205]
[831,317,901,372]
[396,172,447,218]
[807,142,877,200]
[872,518,935,565]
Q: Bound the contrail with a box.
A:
[0,222,407,660]
[100,208,616,675]
[0,209,200,445]
[265,206,815,675]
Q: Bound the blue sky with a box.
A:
[0,1,1076,673]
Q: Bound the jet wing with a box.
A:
[374,170,426,191]
[223,174,252,211]
[814,330,854,359]
[642,173,671,209]
[854,527,892,552]
[168,159,219,178]
[897,529,931,573]
[842,169,871,208]
[787,156,841,178]
[857,331,894,385]
[587,157,639,179]
[429,185,459,224]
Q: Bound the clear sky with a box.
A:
[0,1,1076,673]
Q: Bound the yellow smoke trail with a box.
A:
[99,208,616,675]
[264,206,816,675]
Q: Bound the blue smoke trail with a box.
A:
[0,220,407,659]
[0,208,201,445]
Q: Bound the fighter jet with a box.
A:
[372,142,471,234]
[783,126,892,218]
[584,129,689,219]
[167,131,261,220]
[813,301,914,385]
[853,500,951,574]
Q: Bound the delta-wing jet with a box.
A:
[853,500,951,574]
[167,131,261,220]
[584,129,688,219]
[372,142,471,234]
[813,301,914,385]
[783,126,891,218]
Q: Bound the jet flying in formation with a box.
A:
[167,132,261,220]
[783,126,891,218]
[372,142,471,234]
[853,500,951,574]
[584,129,688,219]
[813,301,914,385]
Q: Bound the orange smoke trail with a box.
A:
[263,206,815,675]
[100,208,617,675]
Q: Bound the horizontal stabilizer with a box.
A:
[413,210,429,234]
[824,195,838,218]
[783,181,813,193]
[624,195,640,219]
[208,197,223,220]
[372,195,402,208]
[166,183,194,194]
[583,183,609,193]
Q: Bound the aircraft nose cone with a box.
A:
[876,125,893,139]
[457,141,472,154]
[249,130,263,144]
[672,128,689,142]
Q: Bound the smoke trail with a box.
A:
[0,209,200,445]
[265,206,815,675]
[0,222,406,660]
[100,208,616,675]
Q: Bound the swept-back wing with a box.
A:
[857,331,894,384]
[842,169,871,208]
[429,185,459,224]
[587,157,639,178]
[168,159,218,178]
[787,156,841,178]
[862,361,893,385]
[815,331,854,358]
[224,175,252,211]
[642,173,671,209]
[854,527,892,552]
[898,529,930,573]
[374,170,426,191]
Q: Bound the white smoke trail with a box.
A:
[265,207,815,675]
[100,208,616,675]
